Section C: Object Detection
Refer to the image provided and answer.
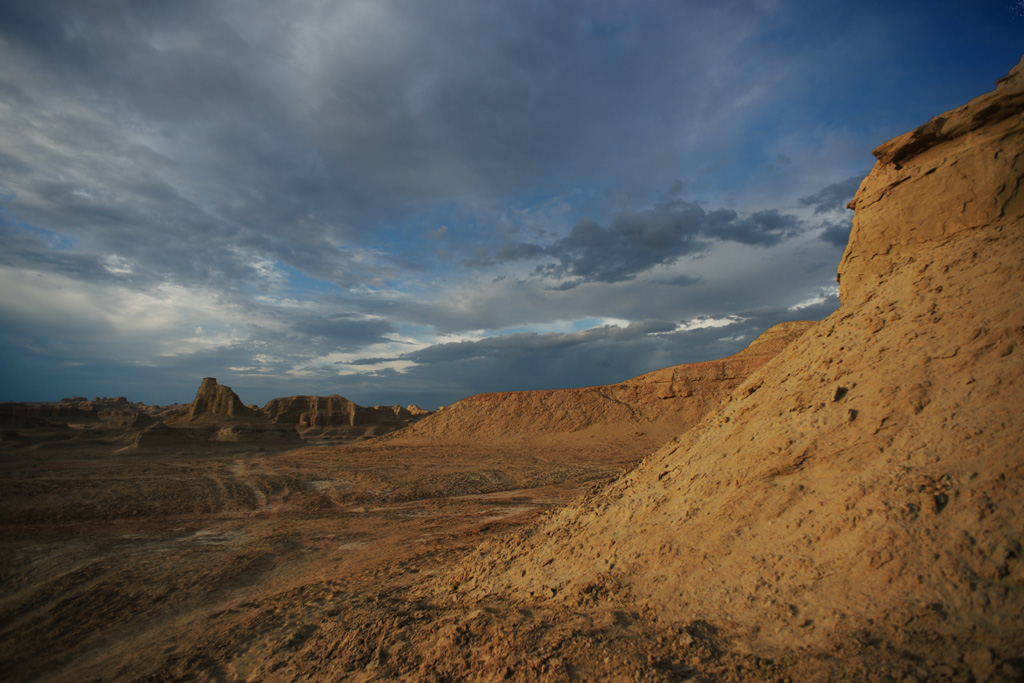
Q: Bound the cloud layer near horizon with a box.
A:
[1,1,1020,407]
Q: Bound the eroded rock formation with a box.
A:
[171,377,266,424]
[435,57,1024,673]
[262,395,429,437]
[263,394,359,428]
[0,396,150,426]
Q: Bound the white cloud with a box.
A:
[0,266,249,355]
[654,316,746,335]
[790,286,839,310]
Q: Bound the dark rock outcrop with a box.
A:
[263,394,358,428]
[171,378,267,424]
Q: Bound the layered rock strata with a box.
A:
[263,394,359,428]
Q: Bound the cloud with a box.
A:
[316,300,843,408]
[661,273,703,287]
[798,176,863,215]
[491,200,803,288]
[404,320,678,365]
[793,176,860,249]
[1,1,1015,407]
[819,220,853,247]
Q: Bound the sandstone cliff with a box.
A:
[437,58,1024,676]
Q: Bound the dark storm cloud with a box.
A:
[406,320,678,365]
[0,0,385,293]
[0,0,792,294]
[798,176,863,215]
[0,0,858,317]
[820,220,853,247]
[2,0,1018,407]
[794,176,860,250]
[495,200,802,288]
[662,273,703,287]
[0,218,104,279]
[286,314,395,349]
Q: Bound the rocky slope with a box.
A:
[432,57,1024,678]
[402,320,813,444]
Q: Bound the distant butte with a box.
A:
[170,377,266,423]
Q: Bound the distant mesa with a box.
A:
[2,376,433,447]
[263,394,358,428]
[0,395,151,427]
[263,394,428,439]
[157,378,432,442]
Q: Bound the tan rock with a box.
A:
[403,320,813,444]
[263,394,358,427]
[441,56,1024,664]
[839,55,1024,305]
[261,393,431,440]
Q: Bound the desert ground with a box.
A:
[0,322,836,682]
[2,394,954,683]
[0,431,640,681]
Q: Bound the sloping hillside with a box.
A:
[400,320,813,445]
[435,57,1024,677]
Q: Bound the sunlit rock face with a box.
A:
[263,394,358,427]
[437,57,1024,663]
[838,56,1024,306]
[403,320,814,443]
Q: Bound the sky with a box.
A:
[1,0,1021,409]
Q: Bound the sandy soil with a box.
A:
[0,425,639,681]
[4,424,993,683]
